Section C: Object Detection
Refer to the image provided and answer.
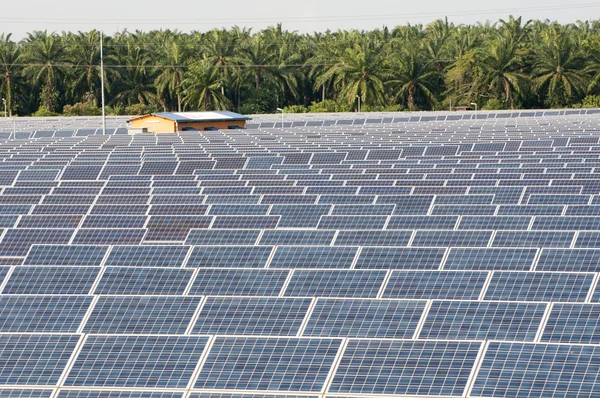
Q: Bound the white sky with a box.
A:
[3,0,600,39]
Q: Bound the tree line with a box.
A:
[3,17,600,116]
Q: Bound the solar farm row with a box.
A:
[2,111,600,398]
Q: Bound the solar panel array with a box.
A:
[2,109,600,397]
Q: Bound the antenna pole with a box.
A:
[100,31,106,135]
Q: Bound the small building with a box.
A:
[128,111,251,133]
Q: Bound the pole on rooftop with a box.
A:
[100,30,106,135]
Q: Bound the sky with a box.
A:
[2,0,600,39]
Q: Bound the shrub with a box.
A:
[283,105,307,113]
[32,107,58,117]
[308,100,351,113]
[581,95,600,108]
[124,103,159,115]
[63,102,102,116]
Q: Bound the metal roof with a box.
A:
[130,111,251,123]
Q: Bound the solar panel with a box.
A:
[270,246,358,269]
[194,337,341,392]
[484,271,594,302]
[444,248,537,271]
[23,244,108,266]
[105,245,189,267]
[382,270,488,300]
[0,295,92,332]
[354,247,445,269]
[0,334,80,385]
[192,297,311,336]
[65,335,209,388]
[284,270,386,297]
[330,340,480,396]
[190,269,289,296]
[472,342,600,397]
[94,267,193,295]
[303,298,425,338]
[3,266,100,294]
[187,246,272,268]
[83,296,202,334]
[419,301,546,341]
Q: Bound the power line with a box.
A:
[1,3,600,25]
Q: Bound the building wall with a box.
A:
[178,120,246,131]
[130,116,176,133]
[129,117,246,133]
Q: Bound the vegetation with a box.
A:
[4,18,600,115]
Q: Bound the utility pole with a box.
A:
[277,108,284,128]
[356,95,361,113]
[100,31,106,135]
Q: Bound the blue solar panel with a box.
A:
[270,246,358,269]
[192,297,311,336]
[472,342,600,398]
[355,247,445,269]
[0,334,80,385]
[187,246,272,268]
[65,336,209,388]
[330,340,480,396]
[190,269,289,296]
[303,298,425,338]
[420,301,546,341]
[83,296,202,334]
[23,245,108,266]
[484,272,594,302]
[383,271,488,300]
[284,270,386,297]
[444,248,537,271]
[94,267,193,295]
[3,266,100,294]
[105,245,189,267]
[195,337,341,392]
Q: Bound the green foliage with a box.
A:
[239,87,278,114]
[124,103,158,115]
[4,19,600,115]
[32,107,58,117]
[482,99,508,110]
[581,95,600,108]
[308,100,351,113]
[63,102,102,116]
[283,105,307,113]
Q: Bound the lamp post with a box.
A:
[99,31,106,135]
[470,102,478,111]
[1,98,6,118]
[356,95,361,113]
[276,107,284,128]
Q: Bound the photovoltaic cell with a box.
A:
[329,340,480,396]
[186,246,272,268]
[195,337,341,392]
[0,334,80,385]
[419,300,546,341]
[65,335,209,388]
[3,266,100,294]
[104,246,189,267]
[472,342,600,398]
[382,271,488,300]
[94,267,193,295]
[354,247,445,270]
[189,269,289,296]
[192,297,311,336]
[444,248,537,271]
[83,296,201,334]
[303,298,426,338]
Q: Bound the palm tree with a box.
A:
[181,58,229,110]
[109,38,157,108]
[533,25,585,107]
[472,37,529,108]
[202,28,246,96]
[155,38,190,111]
[20,31,69,112]
[0,34,20,116]
[314,43,386,107]
[387,45,439,110]
[65,31,103,106]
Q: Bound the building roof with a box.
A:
[129,111,251,123]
